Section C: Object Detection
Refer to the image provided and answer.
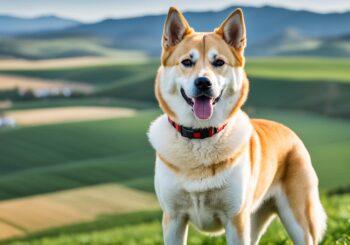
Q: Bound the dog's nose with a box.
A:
[194,77,212,91]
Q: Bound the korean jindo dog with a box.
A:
[148,7,326,245]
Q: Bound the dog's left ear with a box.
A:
[215,8,246,50]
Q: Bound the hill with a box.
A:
[38,6,350,55]
[0,183,158,240]
[0,15,79,36]
[3,58,350,119]
[1,6,350,58]
[0,108,349,202]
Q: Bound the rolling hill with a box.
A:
[1,6,350,58]
[0,108,349,202]
[0,15,79,36]
[3,58,350,119]
[0,183,158,240]
[32,6,350,56]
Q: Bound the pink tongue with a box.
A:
[193,97,213,120]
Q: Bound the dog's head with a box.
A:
[155,7,249,128]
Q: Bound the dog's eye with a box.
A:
[212,59,225,67]
[181,59,194,67]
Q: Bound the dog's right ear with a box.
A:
[162,7,192,49]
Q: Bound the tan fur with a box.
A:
[155,71,177,118]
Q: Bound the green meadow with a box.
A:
[0,57,349,244]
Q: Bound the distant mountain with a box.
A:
[39,5,350,55]
[0,15,80,36]
[2,6,350,58]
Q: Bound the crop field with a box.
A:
[246,57,350,83]
[0,109,349,201]
[2,194,349,245]
[2,57,350,85]
[0,37,148,61]
[0,75,93,93]
[0,56,349,243]
[0,184,158,240]
[4,106,136,126]
[2,58,350,119]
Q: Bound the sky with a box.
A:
[1,0,350,23]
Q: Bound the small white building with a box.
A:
[0,117,16,128]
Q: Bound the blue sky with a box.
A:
[1,0,350,22]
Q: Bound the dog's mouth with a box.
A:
[180,88,223,120]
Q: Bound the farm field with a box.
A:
[246,57,350,83]
[0,37,148,61]
[0,109,349,201]
[2,194,349,245]
[0,75,93,93]
[4,106,136,126]
[0,56,349,243]
[2,57,350,85]
[2,58,350,119]
[0,183,158,240]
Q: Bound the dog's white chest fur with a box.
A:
[148,111,253,231]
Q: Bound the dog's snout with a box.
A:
[194,77,212,91]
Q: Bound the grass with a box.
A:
[0,57,349,244]
[0,183,158,239]
[2,57,350,85]
[2,194,349,245]
[246,57,350,83]
[0,110,159,199]
[0,108,349,201]
[0,37,147,60]
[0,61,159,86]
[3,58,350,119]
[5,98,156,111]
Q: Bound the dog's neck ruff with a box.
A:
[168,116,227,139]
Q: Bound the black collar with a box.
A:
[168,117,227,139]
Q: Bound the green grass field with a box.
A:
[0,57,349,243]
[0,109,349,201]
[2,57,350,84]
[3,58,350,118]
[3,194,350,245]
[246,57,350,83]
[0,37,147,60]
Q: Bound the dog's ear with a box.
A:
[215,8,246,50]
[162,7,192,49]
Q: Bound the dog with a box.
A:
[148,7,326,245]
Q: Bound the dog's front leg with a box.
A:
[225,212,251,245]
[162,212,188,245]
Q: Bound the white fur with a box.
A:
[207,48,218,61]
[158,64,244,128]
[190,48,200,62]
[274,186,306,245]
[149,110,252,169]
[150,111,252,234]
